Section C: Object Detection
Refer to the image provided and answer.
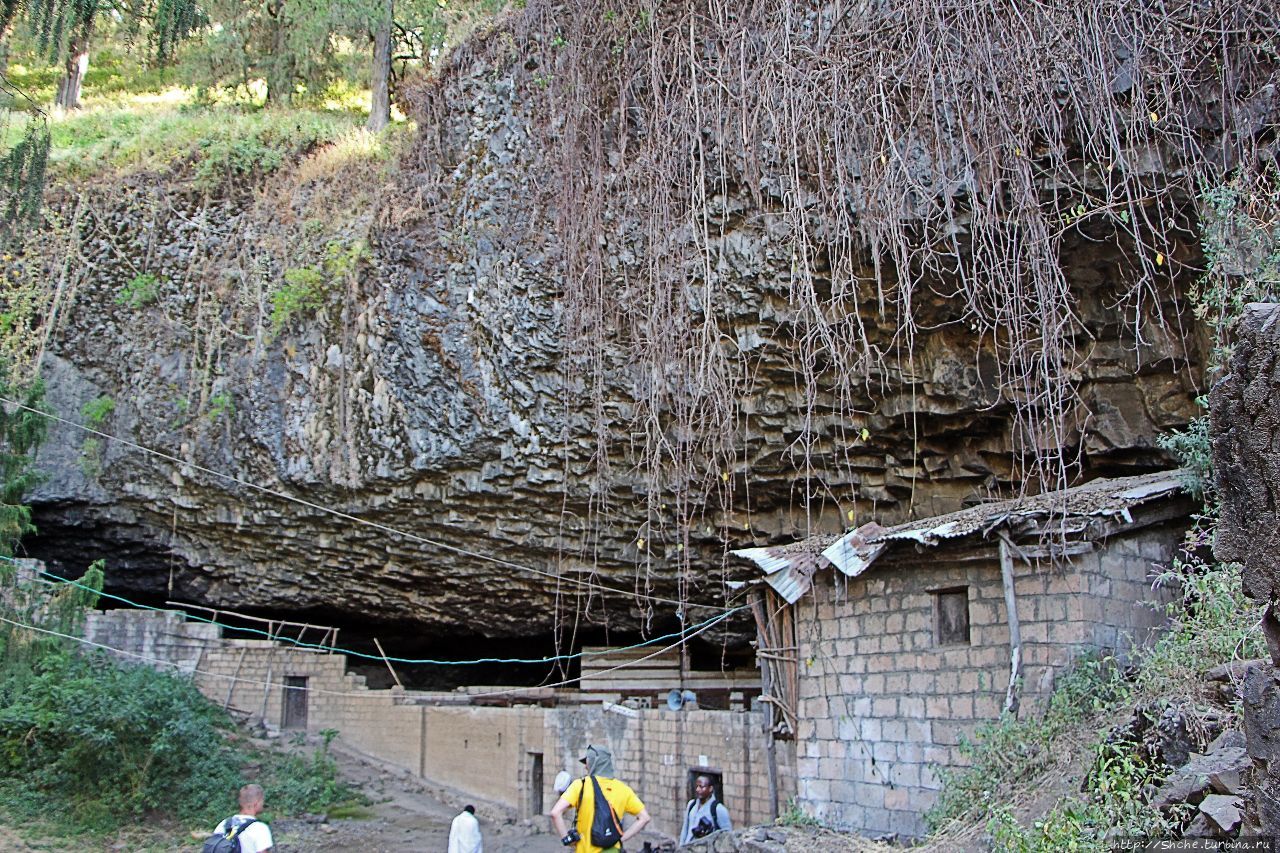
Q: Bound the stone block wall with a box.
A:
[794,524,1181,837]
[78,607,789,841]
[83,608,220,673]
[541,705,782,838]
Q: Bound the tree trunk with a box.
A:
[264,0,293,106]
[366,0,393,132]
[55,27,91,110]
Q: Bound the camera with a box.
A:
[691,817,716,839]
[561,829,581,846]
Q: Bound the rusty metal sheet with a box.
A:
[732,471,1185,601]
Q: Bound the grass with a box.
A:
[924,534,1266,851]
[0,50,406,185]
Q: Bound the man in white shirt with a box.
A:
[448,804,483,853]
[211,784,274,853]
[679,776,731,845]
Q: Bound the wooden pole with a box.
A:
[751,591,780,821]
[224,647,248,710]
[373,637,404,690]
[998,536,1023,718]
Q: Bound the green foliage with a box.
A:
[1156,412,1211,501]
[0,99,360,183]
[984,737,1173,851]
[269,238,368,336]
[775,797,822,828]
[1139,543,1266,699]
[78,435,102,477]
[0,371,47,557]
[0,119,50,239]
[79,395,114,427]
[0,651,244,831]
[270,265,327,335]
[0,565,361,839]
[114,272,160,308]
[926,653,1129,832]
[259,735,350,817]
[1191,171,1280,375]
[78,397,114,476]
[207,391,235,422]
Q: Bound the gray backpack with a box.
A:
[202,816,256,853]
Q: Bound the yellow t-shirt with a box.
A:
[562,775,645,853]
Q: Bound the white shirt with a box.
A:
[213,814,273,853]
[679,796,731,845]
[448,809,483,853]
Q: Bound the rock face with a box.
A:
[25,24,1206,647]
[1212,303,1280,834]
[1213,303,1280,657]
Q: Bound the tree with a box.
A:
[0,370,47,557]
[365,0,390,131]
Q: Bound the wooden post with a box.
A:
[373,637,404,690]
[998,535,1023,717]
[751,591,780,821]
[224,647,248,711]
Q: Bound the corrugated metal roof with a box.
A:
[732,471,1186,602]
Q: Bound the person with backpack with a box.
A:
[678,775,731,845]
[550,745,651,852]
[204,784,273,853]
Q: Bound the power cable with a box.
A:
[3,397,730,612]
[25,565,747,667]
[0,603,738,701]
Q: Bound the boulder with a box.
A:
[1199,794,1244,834]
[1153,748,1251,809]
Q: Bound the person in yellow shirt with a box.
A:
[550,745,652,852]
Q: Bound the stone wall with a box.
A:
[83,607,788,840]
[83,608,221,674]
[793,524,1182,837]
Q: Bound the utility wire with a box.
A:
[0,603,738,701]
[25,565,746,666]
[3,397,730,611]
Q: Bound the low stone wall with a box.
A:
[80,607,790,840]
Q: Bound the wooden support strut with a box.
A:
[374,637,404,690]
[223,647,248,711]
[998,534,1024,718]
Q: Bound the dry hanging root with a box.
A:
[407,0,1279,607]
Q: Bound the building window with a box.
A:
[933,587,970,645]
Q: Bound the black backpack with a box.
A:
[201,816,257,853]
[577,775,624,848]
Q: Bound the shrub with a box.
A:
[0,651,243,831]
[114,273,160,308]
[80,396,115,428]
[926,653,1129,831]
[269,266,327,336]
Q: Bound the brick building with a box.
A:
[733,471,1190,838]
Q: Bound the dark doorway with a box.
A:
[529,752,544,815]
[283,676,308,730]
[686,768,725,806]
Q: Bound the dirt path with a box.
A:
[273,742,657,852]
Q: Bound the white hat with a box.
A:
[553,770,573,794]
